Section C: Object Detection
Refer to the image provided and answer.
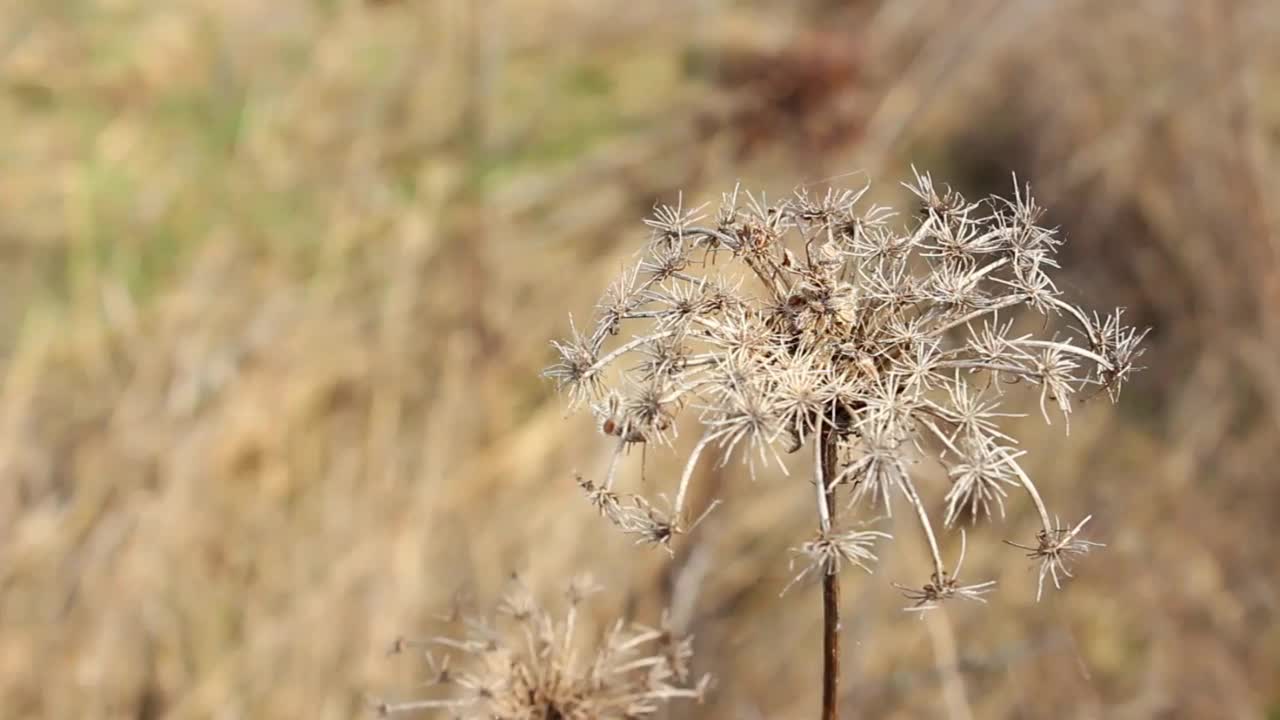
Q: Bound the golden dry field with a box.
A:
[1,1,1278,718]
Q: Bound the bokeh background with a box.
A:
[1,1,1278,718]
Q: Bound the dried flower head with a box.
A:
[377,575,711,718]
[784,526,893,596]
[1006,515,1106,601]
[546,171,1146,602]
[892,530,997,613]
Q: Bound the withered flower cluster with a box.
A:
[547,171,1146,607]
[378,575,710,718]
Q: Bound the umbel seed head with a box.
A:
[546,170,1146,608]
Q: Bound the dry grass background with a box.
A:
[0,0,1277,718]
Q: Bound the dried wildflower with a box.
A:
[835,423,909,514]
[892,531,997,612]
[546,172,1147,707]
[1090,309,1150,400]
[632,333,690,382]
[891,338,944,392]
[942,440,1023,526]
[643,194,708,247]
[619,493,688,551]
[784,526,892,595]
[769,349,833,443]
[617,379,683,447]
[545,318,603,408]
[702,383,786,475]
[1006,515,1105,601]
[965,315,1024,367]
[576,474,629,529]
[378,575,711,718]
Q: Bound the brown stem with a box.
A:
[820,429,841,720]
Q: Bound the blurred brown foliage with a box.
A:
[0,0,1277,718]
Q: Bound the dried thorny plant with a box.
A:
[377,574,710,719]
[546,170,1147,718]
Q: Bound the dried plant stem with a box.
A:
[898,473,948,580]
[815,433,833,532]
[591,330,677,372]
[820,429,841,720]
[1015,339,1113,368]
[674,432,715,517]
[1006,456,1055,533]
[822,567,841,720]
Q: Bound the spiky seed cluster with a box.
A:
[378,575,710,719]
[546,171,1147,607]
